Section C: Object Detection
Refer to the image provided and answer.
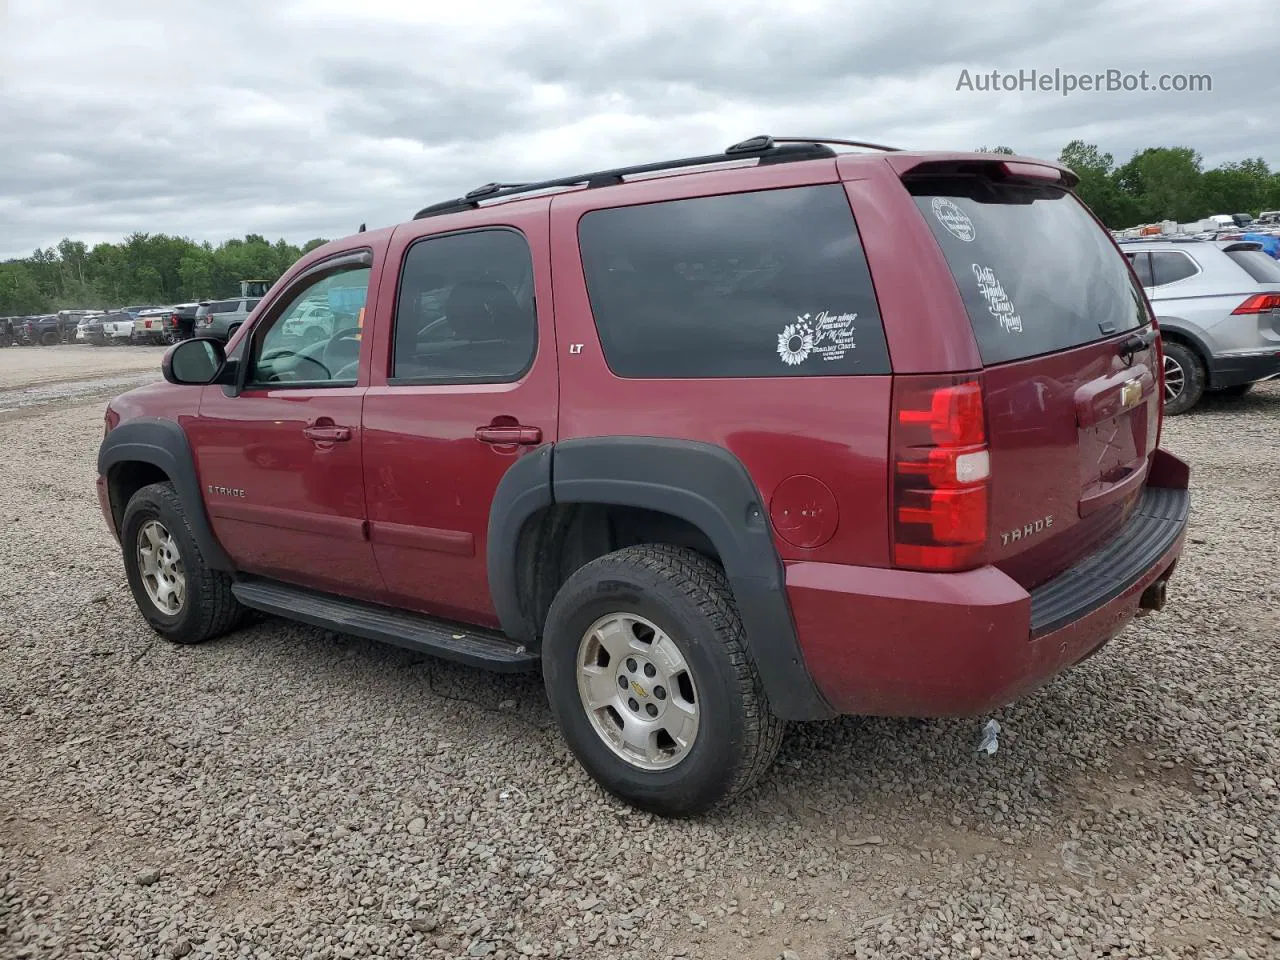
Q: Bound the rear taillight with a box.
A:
[1231,293,1280,314]
[891,376,990,572]
[170,314,180,327]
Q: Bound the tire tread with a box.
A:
[126,482,244,643]
[552,543,784,810]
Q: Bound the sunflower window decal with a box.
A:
[777,314,815,366]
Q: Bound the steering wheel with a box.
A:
[416,316,452,341]
[321,326,363,378]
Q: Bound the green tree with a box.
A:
[0,262,49,314]
[1200,158,1271,216]
[975,145,1016,154]
[1058,140,1139,228]
[1115,147,1204,223]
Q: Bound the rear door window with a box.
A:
[908,177,1146,365]
[1149,251,1199,286]
[391,228,537,383]
[1226,248,1280,283]
[577,184,890,378]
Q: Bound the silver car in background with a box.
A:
[1120,237,1280,413]
[195,296,262,342]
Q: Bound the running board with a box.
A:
[231,578,538,672]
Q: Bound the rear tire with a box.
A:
[1161,342,1204,415]
[121,482,245,644]
[225,324,241,342]
[39,331,59,346]
[542,544,783,817]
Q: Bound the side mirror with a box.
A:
[163,337,226,385]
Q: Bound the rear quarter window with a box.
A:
[1149,251,1200,286]
[908,177,1146,365]
[577,184,891,378]
[1226,249,1280,283]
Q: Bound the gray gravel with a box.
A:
[0,376,1277,960]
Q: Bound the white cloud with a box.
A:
[0,0,1273,258]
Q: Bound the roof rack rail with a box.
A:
[762,135,902,153]
[1115,235,1205,243]
[412,134,901,220]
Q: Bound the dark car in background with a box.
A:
[171,302,206,340]
[18,314,66,345]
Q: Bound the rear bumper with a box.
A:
[789,455,1189,717]
[1208,348,1280,389]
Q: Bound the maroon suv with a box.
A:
[97,136,1190,816]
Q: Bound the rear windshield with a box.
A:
[907,175,1146,365]
[1226,249,1280,283]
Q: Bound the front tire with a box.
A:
[1161,342,1205,415]
[542,545,783,817]
[121,482,244,644]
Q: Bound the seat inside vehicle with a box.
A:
[395,279,535,381]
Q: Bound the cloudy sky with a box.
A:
[0,0,1273,259]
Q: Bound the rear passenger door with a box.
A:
[360,203,557,626]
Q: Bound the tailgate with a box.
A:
[905,162,1158,589]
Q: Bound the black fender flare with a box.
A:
[487,443,555,645]
[487,437,834,721]
[97,418,233,570]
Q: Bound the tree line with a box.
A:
[0,233,329,316]
[981,141,1280,227]
[5,139,1280,316]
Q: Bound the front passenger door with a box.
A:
[189,252,387,600]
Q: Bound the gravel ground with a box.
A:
[0,345,166,390]
[0,374,1277,960]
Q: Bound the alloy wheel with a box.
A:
[136,519,186,615]
[1162,353,1185,404]
[575,613,700,770]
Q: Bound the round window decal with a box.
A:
[931,197,976,242]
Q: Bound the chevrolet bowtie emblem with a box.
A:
[1121,378,1142,410]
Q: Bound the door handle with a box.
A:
[304,423,352,442]
[475,424,542,445]
[1119,327,1159,363]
